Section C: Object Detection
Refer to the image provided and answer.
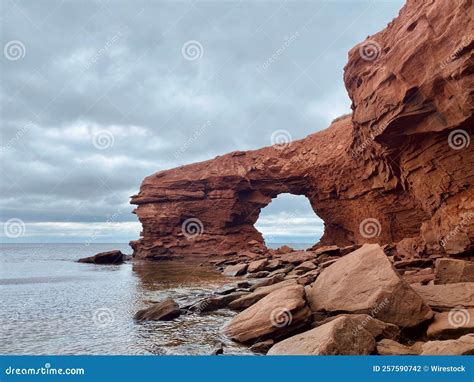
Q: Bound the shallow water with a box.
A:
[0,243,253,355]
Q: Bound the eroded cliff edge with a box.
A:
[131,0,473,260]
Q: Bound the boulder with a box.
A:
[297,269,320,286]
[434,258,474,284]
[250,340,274,354]
[277,251,316,265]
[247,259,269,273]
[237,250,260,260]
[376,339,421,355]
[314,313,400,340]
[319,259,339,268]
[402,268,434,285]
[265,259,282,271]
[427,309,474,340]
[134,298,180,321]
[223,263,248,277]
[224,284,311,343]
[421,334,474,355]
[412,283,474,310]
[246,271,269,279]
[267,265,294,277]
[291,261,317,275]
[306,244,433,327]
[276,245,293,254]
[228,279,297,311]
[311,245,341,256]
[249,274,286,291]
[187,292,248,313]
[267,315,375,355]
[78,250,125,264]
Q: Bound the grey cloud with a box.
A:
[1,0,403,241]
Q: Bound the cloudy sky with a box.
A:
[1,0,403,244]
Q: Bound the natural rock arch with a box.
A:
[131,118,426,259]
[131,0,473,259]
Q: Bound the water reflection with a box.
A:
[131,259,251,355]
[0,244,251,355]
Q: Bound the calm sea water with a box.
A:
[0,243,310,355]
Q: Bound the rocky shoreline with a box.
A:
[110,243,473,355]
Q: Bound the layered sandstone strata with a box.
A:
[130,0,473,259]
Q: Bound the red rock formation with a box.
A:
[131,0,473,259]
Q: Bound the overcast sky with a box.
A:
[1,0,403,245]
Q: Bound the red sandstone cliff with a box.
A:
[130,0,473,259]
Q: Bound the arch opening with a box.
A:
[254,193,324,250]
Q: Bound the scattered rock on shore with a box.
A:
[187,292,248,313]
[223,263,248,277]
[421,334,474,355]
[434,258,474,284]
[134,298,180,321]
[306,244,433,327]
[78,250,125,265]
[376,339,421,355]
[313,313,400,341]
[412,283,474,310]
[228,279,297,311]
[427,309,474,340]
[267,315,375,355]
[224,284,311,343]
[250,340,274,354]
[247,259,269,273]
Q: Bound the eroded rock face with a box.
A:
[306,244,433,327]
[130,0,473,259]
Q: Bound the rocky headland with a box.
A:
[126,0,473,355]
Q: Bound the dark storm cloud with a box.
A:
[1,0,403,241]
